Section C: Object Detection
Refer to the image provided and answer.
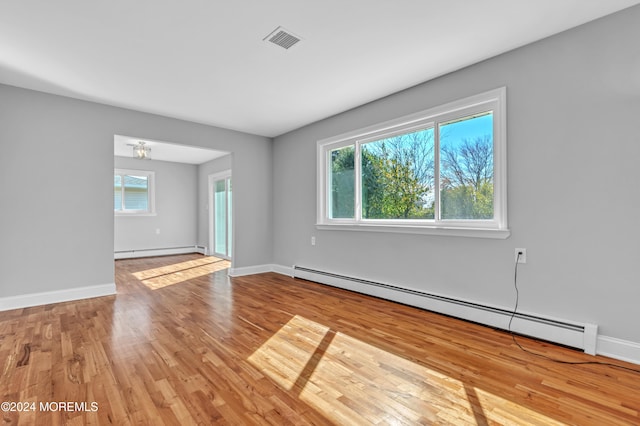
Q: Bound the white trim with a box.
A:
[228,264,274,277]
[319,88,508,148]
[272,264,295,276]
[114,246,205,259]
[316,223,510,239]
[0,283,116,312]
[228,264,292,277]
[114,168,156,215]
[583,323,598,356]
[317,87,508,237]
[596,335,640,365]
[494,86,508,230]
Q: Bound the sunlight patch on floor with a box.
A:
[473,387,568,425]
[248,315,565,425]
[132,257,230,290]
[247,315,331,390]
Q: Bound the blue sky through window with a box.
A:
[440,112,493,148]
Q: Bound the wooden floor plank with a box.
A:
[1,253,639,425]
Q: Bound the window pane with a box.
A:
[329,145,355,218]
[123,175,149,211]
[114,175,122,211]
[361,128,434,219]
[439,112,494,220]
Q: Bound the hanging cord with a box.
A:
[509,252,640,374]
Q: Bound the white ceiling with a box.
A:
[1,1,638,138]
[114,135,228,165]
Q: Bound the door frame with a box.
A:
[208,170,232,260]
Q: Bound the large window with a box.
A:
[318,88,508,238]
[114,169,155,215]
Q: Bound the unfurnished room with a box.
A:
[1,1,640,425]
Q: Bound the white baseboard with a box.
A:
[596,335,640,365]
[229,264,293,277]
[0,283,116,312]
[115,246,206,259]
[228,264,274,277]
[272,264,294,276]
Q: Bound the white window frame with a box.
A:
[316,87,509,239]
[114,168,156,216]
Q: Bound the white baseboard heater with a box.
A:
[114,245,207,259]
[293,266,598,355]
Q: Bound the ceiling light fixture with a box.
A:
[133,141,151,160]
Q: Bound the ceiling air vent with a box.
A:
[264,26,302,50]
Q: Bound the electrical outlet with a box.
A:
[515,248,526,264]
[311,236,316,246]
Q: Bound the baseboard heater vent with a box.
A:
[115,245,207,259]
[293,266,598,355]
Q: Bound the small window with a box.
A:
[317,88,508,238]
[114,169,155,215]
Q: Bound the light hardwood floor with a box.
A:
[1,254,638,425]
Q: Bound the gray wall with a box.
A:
[272,7,640,343]
[114,156,198,252]
[0,84,272,297]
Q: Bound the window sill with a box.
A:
[316,223,510,239]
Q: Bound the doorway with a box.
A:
[209,171,232,260]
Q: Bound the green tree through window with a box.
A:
[328,115,493,221]
[440,116,494,220]
[330,146,355,218]
[361,127,434,219]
